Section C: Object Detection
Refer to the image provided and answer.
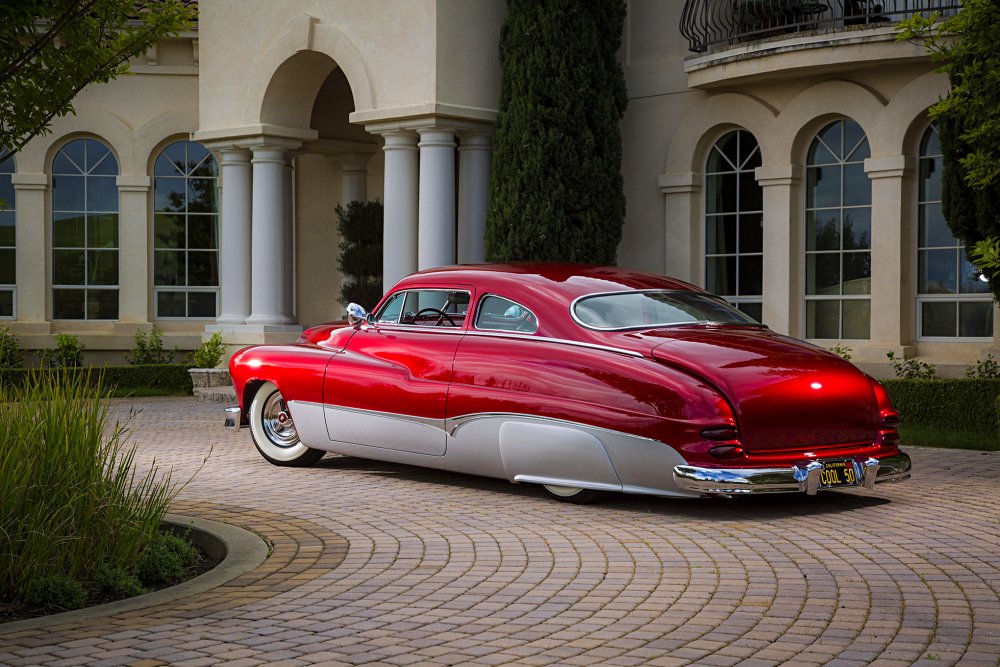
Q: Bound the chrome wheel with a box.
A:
[261,391,298,448]
[249,382,324,467]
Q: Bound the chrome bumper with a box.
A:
[672,452,912,496]
[224,406,243,432]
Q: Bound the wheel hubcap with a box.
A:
[262,392,298,448]
[543,484,583,498]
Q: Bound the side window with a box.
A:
[379,290,470,327]
[375,292,405,323]
[475,295,538,333]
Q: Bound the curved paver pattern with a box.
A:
[1,397,998,666]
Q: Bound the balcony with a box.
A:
[680,0,960,54]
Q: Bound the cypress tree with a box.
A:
[336,200,384,308]
[485,0,628,264]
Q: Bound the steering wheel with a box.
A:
[413,307,457,327]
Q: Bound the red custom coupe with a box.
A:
[225,264,911,502]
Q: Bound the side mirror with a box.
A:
[346,303,368,328]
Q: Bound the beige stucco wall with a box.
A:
[9,38,203,359]
[619,5,998,372]
[197,0,504,139]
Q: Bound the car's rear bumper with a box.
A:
[672,452,911,496]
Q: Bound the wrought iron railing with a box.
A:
[680,0,960,54]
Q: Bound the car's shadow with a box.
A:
[311,454,893,520]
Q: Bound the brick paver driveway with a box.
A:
[1,397,998,666]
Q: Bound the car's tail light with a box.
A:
[709,444,745,459]
[701,425,739,441]
[880,409,901,429]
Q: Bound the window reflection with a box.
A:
[704,130,763,319]
[51,138,119,320]
[804,119,871,339]
[152,141,219,319]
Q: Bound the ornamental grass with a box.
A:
[0,369,180,607]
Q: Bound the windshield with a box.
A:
[572,291,760,331]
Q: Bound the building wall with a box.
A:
[619,7,999,374]
[6,37,204,363]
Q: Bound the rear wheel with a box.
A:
[542,484,601,504]
[249,382,324,466]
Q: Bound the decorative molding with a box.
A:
[11,173,47,190]
[658,172,701,195]
[865,156,914,179]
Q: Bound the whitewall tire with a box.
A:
[249,382,324,467]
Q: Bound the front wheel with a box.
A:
[542,484,601,504]
[249,382,324,467]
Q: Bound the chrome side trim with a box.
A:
[672,452,911,496]
[513,475,622,493]
[445,412,661,442]
[463,330,643,358]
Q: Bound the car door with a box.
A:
[322,287,472,456]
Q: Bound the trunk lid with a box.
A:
[630,326,878,450]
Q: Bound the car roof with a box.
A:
[394,263,700,302]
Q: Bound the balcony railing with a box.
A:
[680,0,960,54]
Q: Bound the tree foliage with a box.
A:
[337,200,384,309]
[485,0,628,265]
[898,1,1000,297]
[0,0,195,158]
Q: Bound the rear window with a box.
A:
[572,291,759,331]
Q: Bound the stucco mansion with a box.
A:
[0,0,983,374]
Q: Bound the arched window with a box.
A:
[704,130,763,322]
[51,138,119,320]
[916,124,992,339]
[153,141,218,318]
[0,149,14,318]
[804,119,871,339]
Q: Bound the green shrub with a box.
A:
[94,562,146,598]
[827,344,853,361]
[337,200,384,309]
[0,370,182,604]
[886,350,936,379]
[0,364,194,394]
[136,531,198,587]
[124,325,175,365]
[38,332,84,368]
[20,574,86,611]
[883,378,1000,434]
[966,353,1000,378]
[0,326,23,369]
[191,332,225,368]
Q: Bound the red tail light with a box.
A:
[709,445,745,459]
[701,425,739,441]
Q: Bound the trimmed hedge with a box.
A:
[0,364,194,394]
[883,378,1000,434]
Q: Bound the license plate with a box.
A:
[819,460,859,488]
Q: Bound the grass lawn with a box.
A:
[898,424,1000,451]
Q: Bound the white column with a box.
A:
[658,172,702,283]
[11,173,47,322]
[418,128,457,270]
[116,175,151,322]
[756,164,802,336]
[866,156,914,349]
[216,147,252,324]
[247,144,293,325]
[457,132,491,264]
[282,154,295,321]
[339,156,368,205]
[381,131,419,290]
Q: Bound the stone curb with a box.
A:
[0,513,269,634]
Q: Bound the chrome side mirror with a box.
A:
[346,303,368,328]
